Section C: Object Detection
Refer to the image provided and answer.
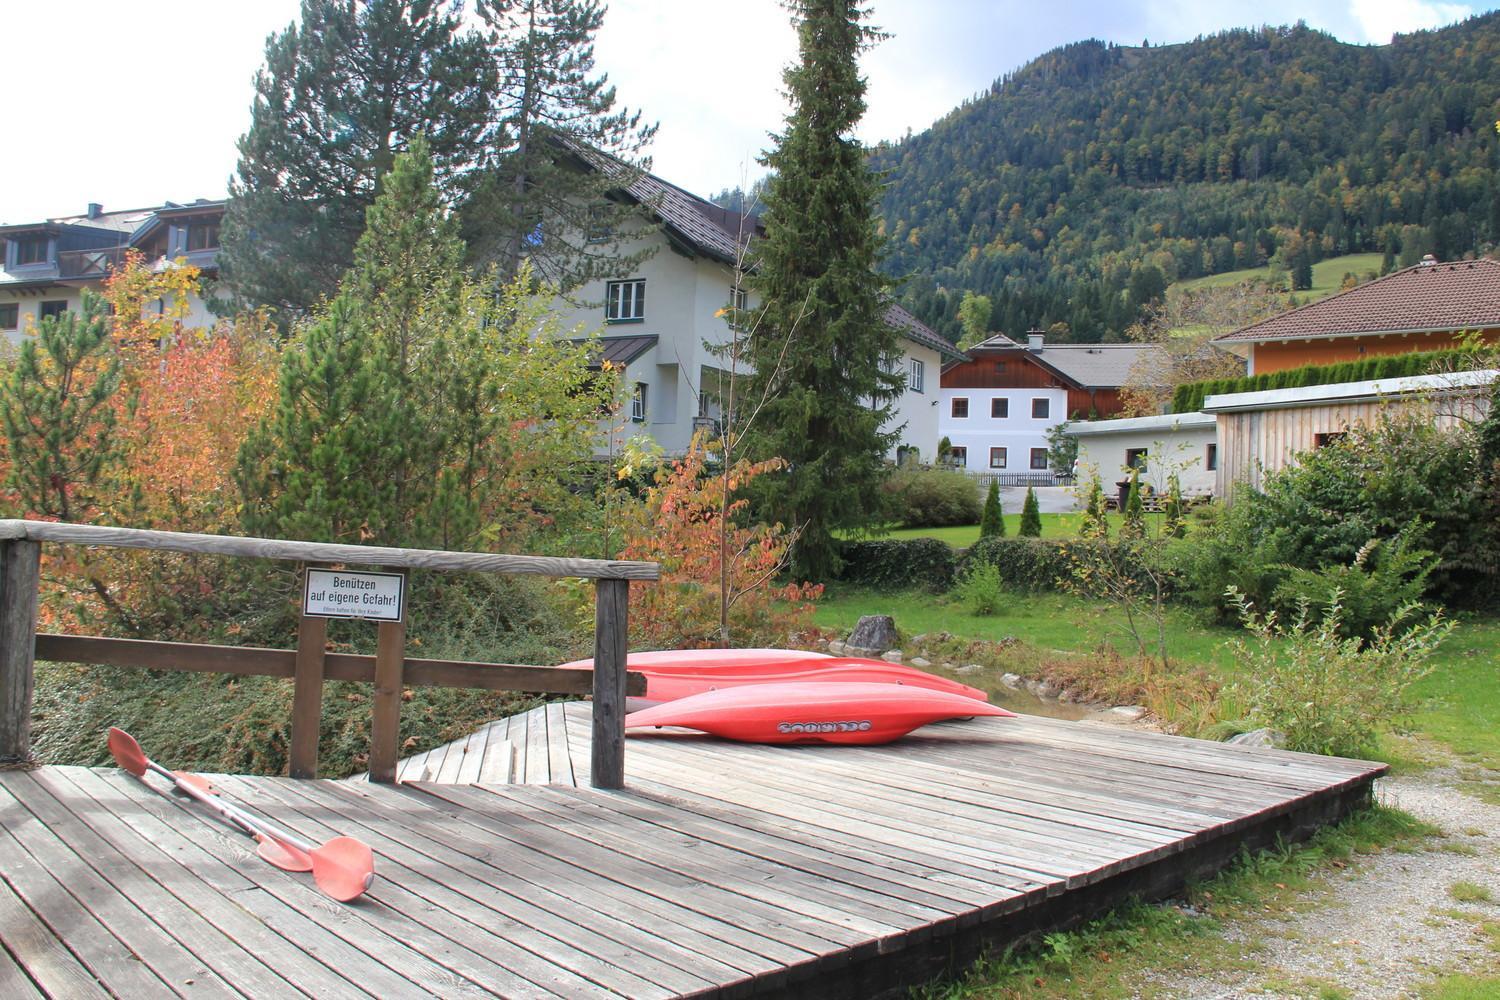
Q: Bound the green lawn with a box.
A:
[1172,252,1385,301]
[875,512,1166,547]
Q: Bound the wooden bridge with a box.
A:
[0,704,1385,999]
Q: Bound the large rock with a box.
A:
[846,615,899,655]
[1227,728,1286,749]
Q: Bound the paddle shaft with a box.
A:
[144,758,313,853]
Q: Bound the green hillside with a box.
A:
[875,16,1500,343]
[1172,252,1385,300]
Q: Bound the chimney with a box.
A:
[1026,327,1044,352]
[86,203,102,219]
[1420,254,1437,267]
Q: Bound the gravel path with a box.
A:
[1133,759,1500,998]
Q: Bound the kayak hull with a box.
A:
[624,681,1015,746]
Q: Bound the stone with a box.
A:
[1109,705,1148,721]
[1227,728,1286,748]
[846,615,898,654]
[1026,679,1060,699]
[940,662,954,671]
[957,664,984,675]
[1058,690,1074,703]
[881,650,904,663]
[910,633,929,646]
[909,656,932,669]
[999,672,1023,689]
[827,640,846,655]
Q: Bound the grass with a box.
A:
[1171,252,1385,301]
[1422,975,1500,999]
[914,804,1435,999]
[1449,881,1496,905]
[875,512,1166,547]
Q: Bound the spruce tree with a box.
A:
[1121,468,1146,540]
[979,479,1004,538]
[1019,487,1042,537]
[219,0,496,318]
[464,0,657,289]
[1079,474,1109,539]
[743,0,902,580]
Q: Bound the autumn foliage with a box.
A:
[619,435,821,649]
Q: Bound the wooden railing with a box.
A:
[0,520,658,789]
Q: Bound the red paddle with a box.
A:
[107,728,374,901]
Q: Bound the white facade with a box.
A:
[0,285,217,348]
[1066,412,1218,495]
[885,343,942,463]
[937,385,1069,474]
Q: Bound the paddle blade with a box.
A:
[106,728,148,777]
[256,834,314,873]
[173,771,215,794]
[311,837,376,902]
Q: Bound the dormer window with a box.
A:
[606,279,645,322]
[185,221,219,252]
[14,237,49,266]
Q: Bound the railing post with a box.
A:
[0,539,41,764]
[289,564,327,779]
[368,619,406,783]
[590,578,629,789]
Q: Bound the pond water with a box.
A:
[949,667,1094,721]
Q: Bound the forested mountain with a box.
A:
[873,15,1500,342]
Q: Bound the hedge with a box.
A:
[1171,348,1476,413]
[835,538,957,591]
[959,536,1171,594]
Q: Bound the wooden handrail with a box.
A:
[0,520,659,581]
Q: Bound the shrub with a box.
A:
[963,537,1123,592]
[1170,347,1476,413]
[979,480,1004,538]
[1270,534,1437,639]
[1120,469,1145,540]
[881,468,981,528]
[836,538,957,591]
[1225,588,1453,758]
[1078,474,1109,539]
[952,561,1004,615]
[1018,487,1042,537]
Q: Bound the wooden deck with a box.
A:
[0,705,1385,998]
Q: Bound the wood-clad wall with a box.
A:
[1250,329,1500,373]
[942,353,1063,389]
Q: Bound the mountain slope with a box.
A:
[873,16,1500,342]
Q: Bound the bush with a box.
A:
[952,561,1004,615]
[1170,347,1476,413]
[1270,534,1437,639]
[881,468,981,528]
[964,537,1076,591]
[1225,588,1454,758]
[836,538,957,591]
[1018,486,1042,537]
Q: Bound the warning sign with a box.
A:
[303,569,405,622]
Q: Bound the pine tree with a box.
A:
[1121,468,1146,540]
[0,292,122,522]
[743,0,902,580]
[218,0,496,318]
[1078,474,1109,539]
[979,479,1005,538]
[1019,486,1042,537]
[1163,473,1186,538]
[464,0,657,289]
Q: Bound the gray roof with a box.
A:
[885,303,966,362]
[964,337,1158,389]
[573,334,658,369]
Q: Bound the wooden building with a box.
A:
[1214,256,1500,375]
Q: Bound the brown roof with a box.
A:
[1216,258,1500,344]
[885,303,966,362]
[959,335,1160,389]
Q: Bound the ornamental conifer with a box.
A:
[979,479,1005,538]
[1121,468,1146,540]
[1019,486,1042,537]
[1079,474,1109,539]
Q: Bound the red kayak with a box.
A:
[638,657,989,705]
[625,681,1015,745]
[558,648,832,674]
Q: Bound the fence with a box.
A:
[0,521,658,789]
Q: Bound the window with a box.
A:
[728,286,747,312]
[1124,447,1148,470]
[0,304,16,330]
[186,222,220,252]
[908,358,925,393]
[630,382,647,422]
[990,397,1009,419]
[1205,443,1218,471]
[949,446,967,467]
[1030,448,1049,470]
[994,360,1006,373]
[989,447,1007,469]
[14,237,48,266]
[39,301,67,321]
[606,279,645,322]
[586,204,613,243]
[1314,431,1347,448]
[1031,397,1050,419]
[951,397,968,418]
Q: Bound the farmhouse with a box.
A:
[1213,256,1500,374]
[0,200,224,344]
[938,331,1158,479]
[1067,411,1218,496]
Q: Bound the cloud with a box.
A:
[1347,0,1476,42]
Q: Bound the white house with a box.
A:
[0,200,224,344]
[1066,411,1219,496]
[547,163,964,458]
[937,332,1159,481]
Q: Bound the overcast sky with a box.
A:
[0,0,1490,223]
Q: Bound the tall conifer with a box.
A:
[744,0,901,580]
[979,480,1005,538]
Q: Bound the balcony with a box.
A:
[56,246,130,279]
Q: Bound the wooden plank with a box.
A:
[368,619,406,784]
[225,776,695,999]
[526,701,551,785]
[0,857,108,999]
[476,737,515,784]
[39,768,378,999]
[0,934,45,1000]
[289,608,327,779]
[0,538,40,762]
[452,721,491,785]
[32,634,646,697]
[590,578,629,789]
[0,778,240,999]
[0,519,659,580]
[546,701,574,788]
